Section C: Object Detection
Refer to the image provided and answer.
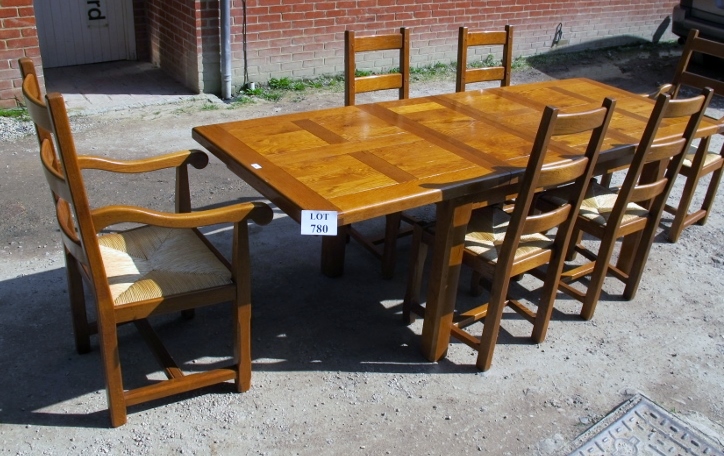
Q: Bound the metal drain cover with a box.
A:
[568,394,723,455]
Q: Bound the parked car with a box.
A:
[672,0,724,42]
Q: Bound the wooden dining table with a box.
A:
[192,77,718,362]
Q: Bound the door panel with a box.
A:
[35,0,136,68]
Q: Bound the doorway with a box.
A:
[34,0,136,68]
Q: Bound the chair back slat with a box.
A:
[536,156,589,189]
[39,140,72,202]
[456,25,514,92]
[345,27,410,106]
[354,73,404,94]
[464,67,506,85]
[353,34,404,52]
[628,180,668,205]
[19,58,54,147]
[522,204,571,236]
[644,138,688,164]
[22,74,54,138]
[466,30,510,46]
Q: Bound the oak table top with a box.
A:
[193,77,718,362]
[193,78,713,227]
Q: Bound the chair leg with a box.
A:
[667,171,702,243]
[599,172,613,188]
[65,253,91,354]
[623,219,661,301]
[234,298,252,393]
[531,252,567,343]
[232,223,252,392]
[476,292,508,372]
[578,232,619,321]
[96,309,127,427]
[565,228,583,261]
[402,226,427,325]
[699,165,723,225]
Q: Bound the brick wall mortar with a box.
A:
[0,0,41,108]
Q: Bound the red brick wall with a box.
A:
[230,0,678,88]
[147,0,205,91]
[0,0,680,105]
[0,0,41,108]
[200,0,221,93]
[133,0,150,62]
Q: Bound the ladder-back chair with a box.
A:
[663,28,724,242]
[344,27,413,278]
[344,27,410,106]
[404,98,615,371]
[538,89,713,321]
[456,25,514,92]
[22,68,273,427]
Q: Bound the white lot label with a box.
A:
[300,210,338,236]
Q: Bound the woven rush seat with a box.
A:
[542,181,649,226]
[464,205,554,263]
[99,226,232,305]
[682,148,722,168]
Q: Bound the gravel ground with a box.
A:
[1,43,723,455]
[0,117,33,141]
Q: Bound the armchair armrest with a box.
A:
[78,149,209,213]
[92,201,274,232]
[77,149,208,173]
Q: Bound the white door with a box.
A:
[35,0,136,68]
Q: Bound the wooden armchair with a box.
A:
[22,68,273,427]
[404,98,615,371]
[661,29,724,242]
[344,27,413,278]
[538,89,713,321]
[456,25,514,92]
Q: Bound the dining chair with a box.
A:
[403,97,616,371]
[537,88,713,321]
[456,25,514,92]
[661,28,724,242]
[344,27,410,106]
[22,70,273,427]
[344,27,412,278]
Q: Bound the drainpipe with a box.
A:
[220,0,232,99]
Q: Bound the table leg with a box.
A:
[321,227,348,277]
[381,212,403,279]
[420,200,472,362]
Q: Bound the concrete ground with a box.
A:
[1,48,723,455]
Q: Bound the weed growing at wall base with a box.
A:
[0,107,29,121]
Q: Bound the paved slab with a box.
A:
[43,60,217,115]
